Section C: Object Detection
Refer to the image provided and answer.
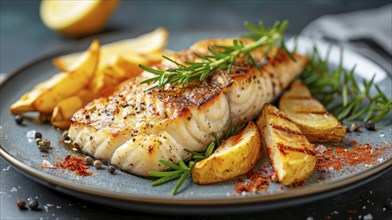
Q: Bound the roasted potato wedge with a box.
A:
[192,121,261,185]
[53,28,168,71]
[50,88,99,129]
[90,55,148,97]
[279,81,346,142]
[257,104,316,186]
[51,96,84,129]
[10,40,99,114]
[10,75,64,114]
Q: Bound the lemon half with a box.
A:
[40,0,119,37]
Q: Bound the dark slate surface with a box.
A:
[1,1,391,219]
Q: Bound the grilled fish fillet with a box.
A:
[68,39,308,176]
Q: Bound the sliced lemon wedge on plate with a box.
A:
[40,0,119,37]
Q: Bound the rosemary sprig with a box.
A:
[148,124,245,195]
[148,134,218,195]
[139,20,292,90]
[302,46,392,123]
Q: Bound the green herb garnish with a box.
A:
[148,124,245,195]
[139,20,292,90]
[302,46,392,123]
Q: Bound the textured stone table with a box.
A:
[1,1,391,219]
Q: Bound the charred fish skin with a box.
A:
[68,39,308,176]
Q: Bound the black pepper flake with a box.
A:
[38,139,51,152]
[29,199,39,210]
[62,131,70,140]
[108,165,116,174]
[351,123,362,132]
[365,121,376,131]
[35,138,42,145]
[34,132,42,139]
[85,115,90,120]
[15,115,24,125]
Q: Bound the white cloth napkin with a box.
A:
[301,4,392,75]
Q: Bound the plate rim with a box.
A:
[1,31,391,206]
[1,145,391,205]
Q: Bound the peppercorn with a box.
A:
[351,123,362,132]
[35,138,42,145]
[365,121,376,131]
[34,132,42,139]
[108,165,116,174]
[15,115,23,125]
[63,131,70,141]
[42,139,51,148]
[38,143,48,152]
[38,139,51,152]
[84,156,94,165]
[93,160,102,169]
[16,199,26,209]
[29,199,39,210]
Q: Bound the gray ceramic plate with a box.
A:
[1,30,391,215]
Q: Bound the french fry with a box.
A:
[53,28,168,71]
[91,55,147,97]
[11,29,168,130]
[10,40,100,114]
[51,96,84,129]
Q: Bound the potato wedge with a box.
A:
[192,121,261,185]
[279,81,346,142]
[10,40,100,114]
[50,88,100,129]
[257,104,316,185]
[53,28,168,71]
[10,75,64,114]
[90,55,148,97]
[51,96,84,129]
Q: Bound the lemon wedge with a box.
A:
[192,121,261,185]
[40,0,119,37]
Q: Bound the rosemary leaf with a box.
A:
[148,170,184,178]
[172,171,190,195]
[151,172,183,186]
[159,159,181,170]
[302,45,392,123]
[178,160,190,171]
[141,20,293,90]
[205,142,215,158]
